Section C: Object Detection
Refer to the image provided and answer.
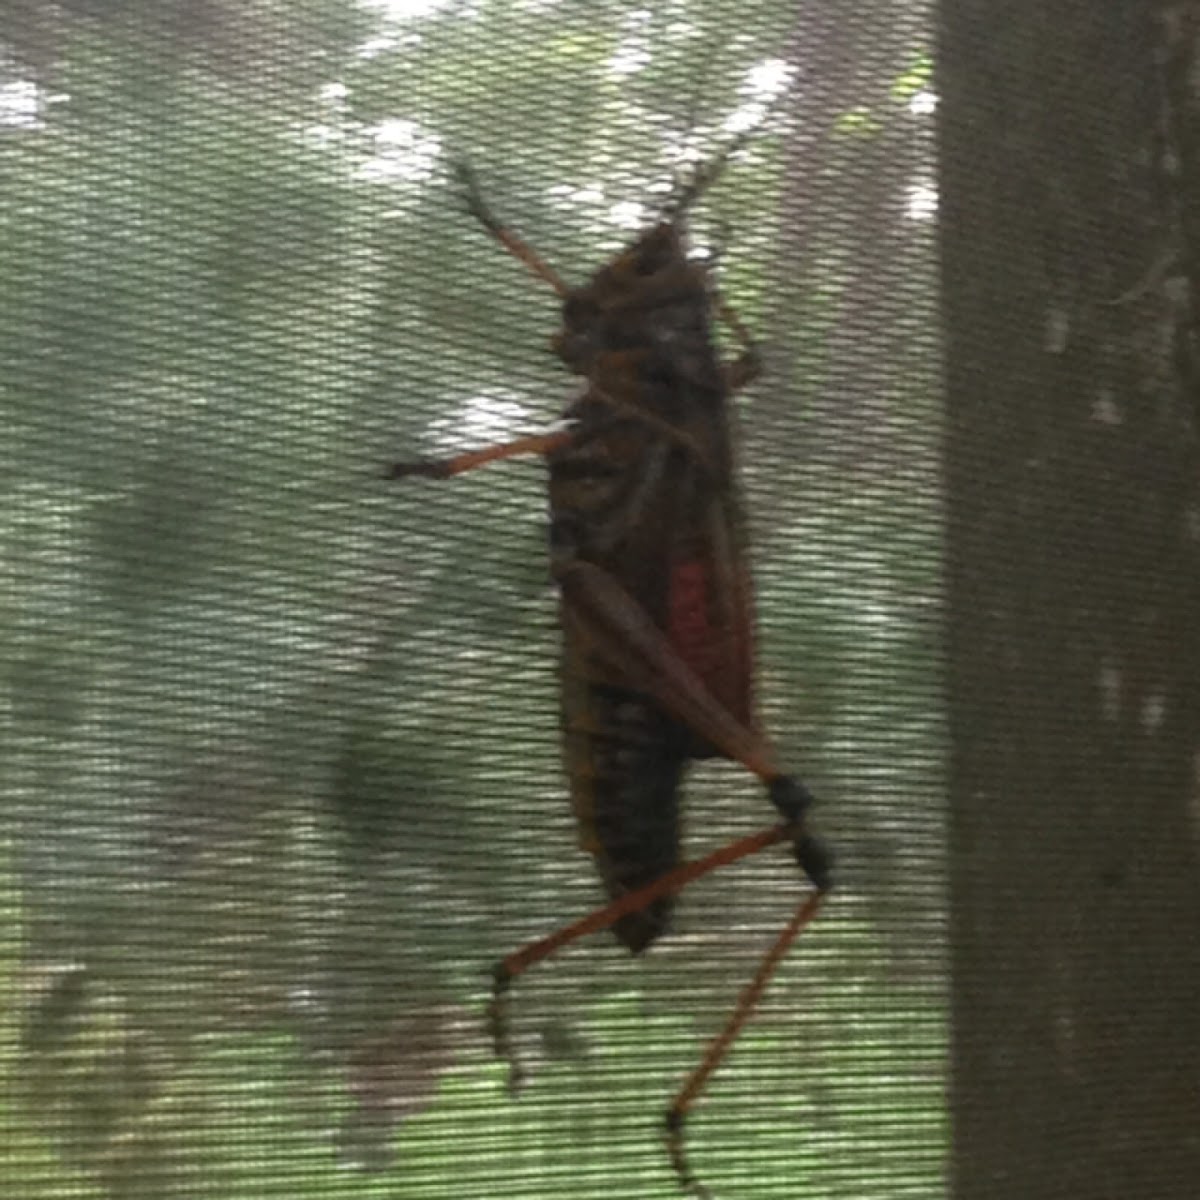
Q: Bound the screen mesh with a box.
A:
[1,3,1196,1199]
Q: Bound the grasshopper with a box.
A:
[389,149,833,1196]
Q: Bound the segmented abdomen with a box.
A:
[548,372,754,949]
[561,678,686,953]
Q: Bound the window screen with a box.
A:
[2,4,1197,1200]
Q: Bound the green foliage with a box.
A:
[3,870,943,1198]
[891,54,934,103]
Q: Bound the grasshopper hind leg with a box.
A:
[487,688,686,1091]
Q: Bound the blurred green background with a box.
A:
[0,2,943,1196]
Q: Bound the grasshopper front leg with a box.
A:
[715,296,762,393]
[384,427,573,479]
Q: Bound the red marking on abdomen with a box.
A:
[668,561,712,669]
[667,559,751,719]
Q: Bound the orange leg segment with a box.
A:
[487,823,796,1093]
[384,429,572,480]
[666,891,826,1198]
[715,297,762,394]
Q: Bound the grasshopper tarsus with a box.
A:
[487,964,527,1096]
[383,460,445,480]
[664,1108,714,1200]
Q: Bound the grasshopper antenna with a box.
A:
[659,73,795,223]
[450,158,570,297]
[660,128,755,224]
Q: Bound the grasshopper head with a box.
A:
[552,223,707,374]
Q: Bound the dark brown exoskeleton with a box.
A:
[388,151,833,1197]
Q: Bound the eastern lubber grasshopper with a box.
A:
[389,146,834,1196]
